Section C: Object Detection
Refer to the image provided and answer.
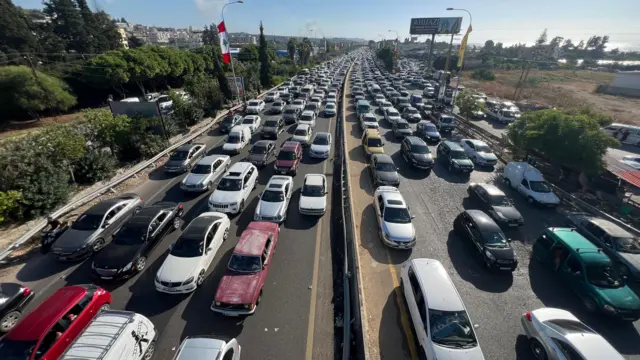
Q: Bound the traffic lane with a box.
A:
[364,90,640,358]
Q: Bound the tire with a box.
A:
[0,310,22,333]
[256,289,263,305]
[143,341,156,360]
[223,227,230,241]
[172,217,181,230]
[133,206,142,215]
[197,270,206,286]
[618,263,630,277]
[504,178,512,188]
[135,257,147,272]
[448,163,453,172]
[529,338,548,360]
[239,200,245,214]
[99,303,110,312]
[527,197,535,204]
[583,297,597,312]
[92,238,106,252]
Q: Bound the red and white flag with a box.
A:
[217,21,231,64]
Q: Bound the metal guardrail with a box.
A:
[0,83,284,263]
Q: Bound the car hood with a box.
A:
[412,153,433,163]
[262,126,277,133]
[367,147,385,154]
[166,159,187,168]
[223,142,242,150]
[215,272,262,304]
[382,221,415,241]
[94,243,142,269]
[310,144,330,153]
[247,153,268,162]
[595,286,640,310]
[491,206,522,221]
[377,171,399,183]
[283,113,296,118]
[477,152,498,161]
[618,252,640,272]
[292,135,309,142]
[210,190,241,204]
[432,343,485,360]
[532,191,560,204]
[408,114,421,119]
[157,254,200,282]
[425,131,441,138]
[256,200,285,217]
[276,160,295,168]
[485,246,515,260]
[397,128,413,134]
[220,123,234,130]
[453,158,474,167]
[183,173,208,186]
[300,196,326,210]
[247,106,260,111]
[55,229,96,250]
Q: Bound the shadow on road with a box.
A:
[15,252,76,282]
[378,288,415,360]
[359,203,411,265]
[514,334,536,360]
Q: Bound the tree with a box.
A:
[83,51,130,97]
[82,108,132,155]
[287,38,297,63]
[93,11,123,50]
[258,22,271,88]
[561,39,574,51]
[184,73,224,116]
[0,0,38,53]
[0,66,77,120]
[202,24,218,46]
[169,89,204,127]
[432,55,460,71]
[535,29,548,47]
[507,109,619,174]
[128,35,145,48]
[376,47,394,72]
[297,37,312,65]
[44,0,90,53]
[238,44,259,62]
[456,91,485,119]
[483,40,495,51]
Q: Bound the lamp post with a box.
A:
[446,7,473,106]
[222,0,244,103]
[388,29,399,42]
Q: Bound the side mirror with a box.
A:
[102,222,111,228]
[411,215,416,219]
[507,238,512,242]
[168,243,175,250]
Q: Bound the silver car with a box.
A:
[373,186,416,249]
[180,155,231,192]
[254,175,293,223]
[164,143,207,173]
[521,307,624,360]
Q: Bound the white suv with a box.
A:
[299,174,328,216]
[208,162,258,215]
[254,175,293,223]
[299,110,317,128]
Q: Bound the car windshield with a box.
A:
[476,145,492,153]
[242,118,255,124]
[396,122,410,129]
[191,164,212,174]
[251,146,267,154]
[423,124,437,132]
[441,117,454,124]
[222,117,235,124]
[72,213,103,231]
[326,104,336,109]
[113,225,148,245]
[170,150,189,160]
[383,207,412,224]
[313,136,330,145]
[613,236,640,254]
[294,129,308,136]
[407,108,418,114]
[227,134,241,144]
[264,120,279,127]
[367,138,383,147]
[529,181,552,193]
[278,151,297,160]
[429,310,478,347]
[450,150,468,160]
[376,162,396,172]
[503,111,515,117]
[0,339,38,360]
[586,264,623,288]
[171,238,202,258]
[482,231,509,247]
[228,254,262,273]
[388,111,400,117]
[284,108,296,114]
[293,100,304,105]
[412,145,430,154]
[302,184,325,197]
[248,101,260,106]
[364,116,376,123]
[489,194,511,206]
[217,178,242,191]
[300,114,312,121]
[273,102,283,107]
[262,189,285,202]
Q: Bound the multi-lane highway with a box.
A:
[344,58,640,360]
[6,96,339,360]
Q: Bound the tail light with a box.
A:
[21,287,32,297]
[178,204,183,210]
[525,311,532,322]
[139,196,143,201]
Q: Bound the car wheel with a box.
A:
[504,178,512,188]
[223,227,230,241]
[448,163,453,172]
[256,289,263,305]
[92,238,106,252]
[0,311,22,333]
[143,341,156,360]
[99,303,111,312]
[133,206,142,215]
[136,257,147,272]
[473,156,478,164]
[582,296,597,312]
[617,262,630,277]
[527,196,535,204]
[529,339,548,360]
[172,217,181,230]
[196,270,206,286]
[239,200,245,213]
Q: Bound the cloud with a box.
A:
[194,0,228,18]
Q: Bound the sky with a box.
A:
[14,0,640,50]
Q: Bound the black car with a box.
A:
[453,210,518,272]
[368,154,400,187]
[280,93,292,104]
[0,283,34,333]
[283,106,300,124]
[219,114,243,133]
[401,136,434,171]
[92,202,183,280]
[261,116,284,139]
[392,119,413,139]
[437,141,474,174]
[467,183,524,227]
[246,140,276,168]
[415,121,441,143]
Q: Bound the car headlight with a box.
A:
[603,304,616,313]
[484,250,496,261]
[230,202,238,206]
[155,275,161,283]
[183,276,195,285]
[494,211,506,221]
[215,301,221,306]
[453,162,460,168]
[122,262,133,271]
[276,214,283,220]
[244,304,250,309]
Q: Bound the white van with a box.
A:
[60,310,157,360]
[502,162,560,207]
[173,336,241,360]
[601,123,640,146]
[223,125,251,154]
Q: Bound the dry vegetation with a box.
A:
[462,69,640,126]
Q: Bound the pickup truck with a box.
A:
[487,107,519,124]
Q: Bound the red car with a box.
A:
[211,221,279,316]
[274,141,302,176]
[0,284,112,360]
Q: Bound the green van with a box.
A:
[356,100,371,116]
[532,227,640,321]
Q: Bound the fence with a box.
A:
[0,83,284,264]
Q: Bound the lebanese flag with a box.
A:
[217,21,231,64]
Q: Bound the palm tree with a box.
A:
[297,37,313,65]
[287,38,297,63]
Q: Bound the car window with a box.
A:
[585,222,607,239]
[377,195,385,214]
[551,338,586,360]
[206,224,218,248]
[262,237,273,264]
[565,255,582,274]
[536,233,555,251]
[521,178,529,188]
[408,267,427,324]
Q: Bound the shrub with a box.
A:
[13,160,72,218]
[137,133,168,159]
[0,191,22,223]
[472,69,496,81]
[74,150,118,185]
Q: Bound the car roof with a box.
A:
[177,143,198,151]
[281,141,300,150]
[266,116,281,121]
[253,140,274,147]
[406,136,426,145]
[547,228,611,265]
[7,285,88,341]
[296,124,310,130]
[315,132,330,139]
[85,198,125,215]
[476,183,505,197]
[379,188,406,207]
[243,115,259,119]
[465,210,501,232]
[197,155,228,166]
[465,139,488,146]
[225,162,253,177]
[176,337,225,359]
[234,222,278,256]
[443,140,464,151]
[305,174,325,186]
[587,217,632,238]
[411,259,464,311]
[267,175,291,187]
[301,110,315,116]
[181,214,221,240]
[365,129,381,138]
[396,119,409,124]
[373,154,394,163]
[125,207,165,226]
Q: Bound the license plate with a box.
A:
[499,267,511,270]
[101,276,113,280]
[509,223,519,227]
[222,312,240,317]
[166,288,179,292]
[58,256,67,260]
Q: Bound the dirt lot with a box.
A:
[0,111,88,141]
[462,69,640,126]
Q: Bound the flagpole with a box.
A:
[222,1,244,104]
[447,8,473,107]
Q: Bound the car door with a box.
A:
[375,195,385,231]
[559,255,587,296]
[103,204,128,237]
[369,156,377,179]
[463,140,475,157]
[463,215,484,253]
[474,187,491,211]
[149,210,171,245]
[517,178,531,197]
[203,223,219,270]
[404,266,429,351]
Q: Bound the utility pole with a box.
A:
[26,54,54,120]
[438,33,455,102]
[426,34,436,73]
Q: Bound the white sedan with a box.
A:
[324,102,337,117]
[254,175,293,223]
[360,113,379,131]
[242,115,262,133]
[246,99,265,114]
[155,212,230,294]
[460,139,498,167]
[374,186,416,249]
[309,132,332,159]
[299,174,328,216]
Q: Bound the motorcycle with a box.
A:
[40,223,69,254]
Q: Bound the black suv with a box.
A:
[437,141,474,174]
[261,116,284,139]
[219,114,243,133]
[283,106,301,124]
[400,136,434,171]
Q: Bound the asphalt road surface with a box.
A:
[7,100,338,360]
[344,66,640,360]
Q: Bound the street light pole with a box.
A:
[222,0,244,104]
[446,7,473,106]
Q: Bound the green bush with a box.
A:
[0,191,22,223]
[74,150,118,184]
[472,69,496,81]
[137,133,168,159]
[271,75,285,86]
[13,160,72,218]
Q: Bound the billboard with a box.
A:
[409,17,462,35]
[109,101,161,118]
[227,76,245,96]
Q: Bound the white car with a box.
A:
[208,162,258,215]
[242,115,262,133]
[299,110,316,128]
[324,102,337,117]
[309,132,332,159]
[291,124,313,146]
[155,212,230,294]
[180,155,231,192]
[246,99,265,114]
[360,113,379,131]
[173,337,241,360]
[254,175,293,223]
[621,155,640,169]
[265,91,280,102]
[384,108,402,125]
[299,174,328,216]
[373,94,386,105]
[374,186,416,249]
[326,94,338,103]
[460,139,498,167]
[378,100,393,113]
[402,258,486,360]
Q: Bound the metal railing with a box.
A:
[0,83,283,263]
